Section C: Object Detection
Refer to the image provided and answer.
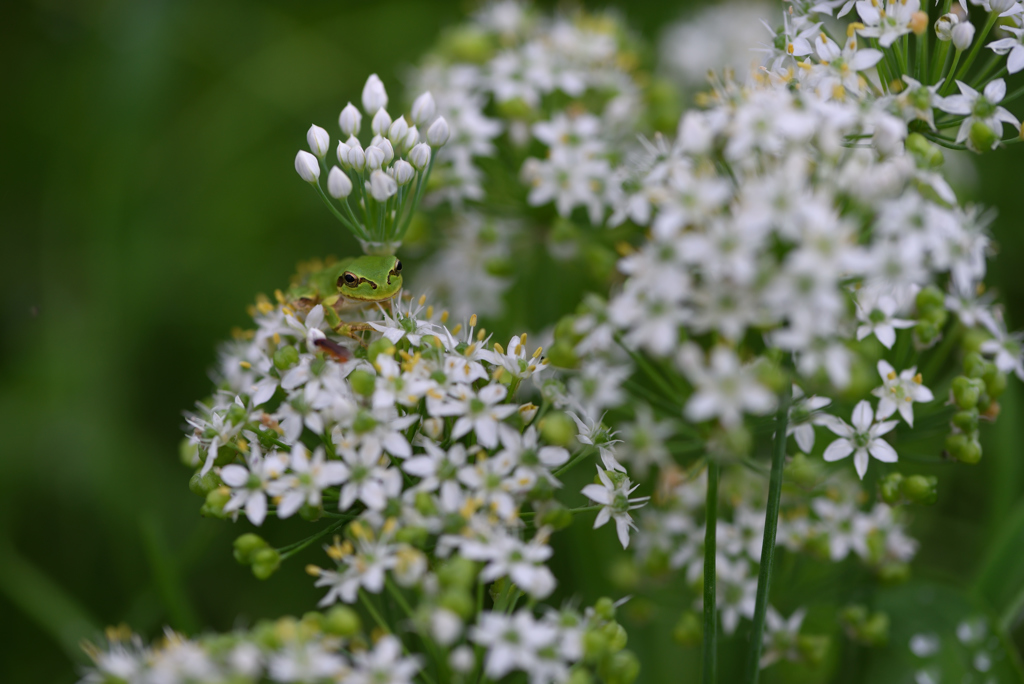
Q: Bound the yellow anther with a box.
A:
[788,43,795,54]
[520,333,527,346]
[477,328,486,341]
[399,350,413,361]
[493,367,506,382]
[281,305,295,317]
[494,342,506,355]
[306,564,322,576]
[237,439,249,453]
[426,305,434,319]
[460,498,480,519]
[888,371,897,380]
[418,294,426,306]
[349,521,369,540]
[913,373,923,384]
[274,289,285,304]
[832,84,847,100]
[820,31,828,42]
[240,361,252,369]
[905,396,913,402]
[383,517,397,535]
[256,301,275,315]
[272,332,281,345]
[533,346,544,359]
[470,314,478,327]
[466,343,477,355]
[441,310,450,323]
[452,323,463,335]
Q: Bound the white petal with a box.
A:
[220,464,249,487]
[854,449,869,479]
[984,78,1007,103]
[851,400,874,432]
[868,439,898,463]
[246,493,267,526]
[823,438,855,462]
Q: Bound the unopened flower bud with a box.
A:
[368,169,398,201]
[968,120,998,151]
[946,432,982,463]
[347,144,366,171]
[392,159,415,185]
[323,606,362,637]
[348,369,376,396]
[427,116,450,146]
[388,115,409,145]
[901,474,938,505]
[400,125,419,153]
[540,411,575,446]
[910,11,928,35]
[990,0,1017,12]
[306,124,330,159]
[361,73,388,114]
[935,13,958,41]
[336,140,350,166]
[339,102,362,136]
[952,21,975,50]
[423,416,444,440]
[377,138,395,164]
[327,166,353,198]
[233,533,270,565]
[365,145,386,170]
[251,547,281,580]
[411,91,436,126]
[294,150,321,183]
[952,375,984,409]
[409,142,432,170]
[371,108,392,136]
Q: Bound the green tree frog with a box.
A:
[289,255,403,309]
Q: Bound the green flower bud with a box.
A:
[180,439,200,468]
[540,411,576,446]
[951,376,984,409]
[879,472,905,505]
[672,611,702,647]
[583,244,618,282]
[983,366,1008,398]
[189,470,221,497]
[300,611,323,637]
[540,506,574,530]
[797,634,831,665]
[603,650,640,684]
[915,285,945,312]
[395,526,429,548]
[963,351,987,378]
[861,612,890,646]
[901,474,938,505]
[952,408,979,432]
[484,256,515,278]
[233,533,270,565]
[915,320,940,346]
[785,452,822,489]
[567,668,595,684]
[594,597,617,621]
[251,548,281,580]
[546,340,580,369]
[322,606,362,636]
[878,561,911,584]
[201,487,232,518]
[608,558,640,591]
[299,502,323,522]
[922,306,948,329]
[583,630,610,663]
[439,588,474,619]
[348,369,376,397]
[602,622,628,652]
[946,432,982,464]
[721,425,752,456]
[969,121,998,152]
[554,315,582,346]
[495,97,534,119]
[273,346,299,370]
[414,491,438,517]
[906,133,944,168]
[366,338,395,364]
[438,557,479,590]
[962,328,990,354]
[251,620,281,649]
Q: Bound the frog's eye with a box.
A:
[394,260,403,273]
[339,272,358,288]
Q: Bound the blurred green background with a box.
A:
[3,1,1024,682]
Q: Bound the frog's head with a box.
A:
[336,254,403,301]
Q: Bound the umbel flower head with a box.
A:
[294,74,449,255]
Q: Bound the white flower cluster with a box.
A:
[81,626,419,684]
[634,466,917,638]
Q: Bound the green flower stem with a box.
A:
[954,12,1001,84]
[744,381,793,684]
[940,48,966,96]
[278,518,351,559]
[930,40,952,86]
[916,28,929,83]
[553,446,595,478]
[702,459,720,684]
[359,590,391,634]
[313,182,369,241]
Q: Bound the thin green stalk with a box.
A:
[916,28,929,83]
[553,446,595,478]
[940,49,966,96]
[954,12,1000,83]
[702,460,720,684]
[278,518,350,559]
[744,381,793,684]
[360,590,391,633]
[930,40,952,85]
[313,183,369,241]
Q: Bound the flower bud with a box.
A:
[323,606,362,636]
[400,125,419,153]
[365,145,386,170]
[388,115,410,146]
[427,116,450,146]
[946,432,982,463]
[423,416,444,440]
[519,402,539,424]
[347,144,366,171]
[201,487,231,518]
[361,73,388,114]
[339,102,362,136]
[392,159,415,185]
[411,91,436,126]
[294,150,320,183]
[327,166,353,198]
[371,108,393,136]
[273,345,300,370]
[336,140,350,166]
[251,547,281,580]
[672,611,702,647]
[901,474,938,505]
[990,0,1017,12]
[952,375,984,409]
[377,138,395,164]
[540,411,575,446]
[348,369,376,396]
[935,13,958,41]
[233,533,270,565]
[879,472,904,505]
[968,120,998,151]
[368,169,398,201]
[408,142,432,170]
[306,124,330,159]
[952,21,975,50]
[910,11,928,35]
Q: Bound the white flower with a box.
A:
[823,400,899,479]
[760,607,807,668]
[470,610,563,682]
[361,73,388,114]
[980,320,1024,380]
[314,522,398,605]
[306,124,330,159]
[327,166,353,198]
[294,150,320,183]
[461,530,557,599]
[368,169,398,201]
[567,409,623,472]
[335,438,402,511]
[408,142,431,170]
[270,444,348,518]
[429,384,516,449]
[220,445,289,526]
[497,424,569,486]
[487,334,549,380]
[581,467,650,548]
[787,385,832,453]
[371,108,393,137]
[988,25,1024,74]
[871,361,934,426]
[855,292,915,349]
[715,558,758,635]
[811,497,865,560]
[937,79,1020,151]
[411,91,436,126]
[427,116,450,146]
[348,635,421,684]
[677,344,776,427]
[951,21,975,51]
